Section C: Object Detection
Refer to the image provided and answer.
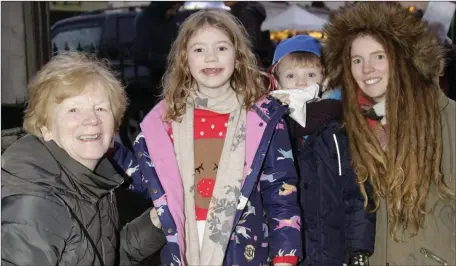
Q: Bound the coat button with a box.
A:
[302,223,308,231]
[137,152,143,158]
[152,189,158,194]
[332,153,337,160]
[167,228,173,234]
[259,122,263,127]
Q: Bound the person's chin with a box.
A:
[78,148,106,160]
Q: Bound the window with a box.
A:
[52,26,102,54]
[118,16,135,44]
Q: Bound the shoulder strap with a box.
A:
[54,194,106,266]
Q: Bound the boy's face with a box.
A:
[276,55,323,90]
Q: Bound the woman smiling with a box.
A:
[1,52,165,266]
[324,2,456,265]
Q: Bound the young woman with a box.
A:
[323,2,456,265]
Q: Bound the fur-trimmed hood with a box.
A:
[323,2,443,86]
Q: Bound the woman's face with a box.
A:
[41,82,115,170]
[350,35,389,103]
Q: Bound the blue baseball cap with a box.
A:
[272,35,322,66]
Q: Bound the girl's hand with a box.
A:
[274,263,293,266]
[150,208,162,228]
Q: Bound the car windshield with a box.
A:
[52,26,101,53]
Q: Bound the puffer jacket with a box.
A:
[287,100,376,265]
[1,135,166,266]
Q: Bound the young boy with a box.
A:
[269,35,376,266]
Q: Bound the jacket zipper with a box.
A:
[420,247,448,265]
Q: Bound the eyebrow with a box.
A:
[189,40,232,49]
[351,50,385,58]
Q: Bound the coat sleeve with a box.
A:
[341,131,376,256]
[260,118,303,262]
[1,195,71,266]
[113,138,150,199]
[119,207,166,265]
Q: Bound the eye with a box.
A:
[352,58,361,64]
[286,74,294,79]
[194,48,203,53]
[308,73,316,78]
[376,54,385,60]
[195,163,204,175]
[69,108,77,113]
[96,107,107,112]
[218,46,228,51]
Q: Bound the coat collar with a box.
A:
[437,87,450,112]
[40,138,124,201]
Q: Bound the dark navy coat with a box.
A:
[288,116,376,266]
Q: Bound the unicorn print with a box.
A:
[260,172,276,183]
[273,216,301,231]
[279,182,297,196]
[277,148,294,161]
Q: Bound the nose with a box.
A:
[362,61,375,74]
[297,77,308,88]
[82,110,101,126]
[204,50,218,63]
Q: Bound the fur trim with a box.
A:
[323,2,443,85]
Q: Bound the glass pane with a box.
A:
[52,27,102,53]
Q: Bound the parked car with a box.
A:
[51,9,156,151]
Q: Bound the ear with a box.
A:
[321,77,330,92]
[40,126,53,142]
[110,136,115,148]
[273,78,281,90]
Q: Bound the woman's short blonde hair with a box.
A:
[23,52,127,137]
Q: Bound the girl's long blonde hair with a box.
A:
[162,9,268,121]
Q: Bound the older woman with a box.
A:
[323,2,456,266]
[1,52,165,266]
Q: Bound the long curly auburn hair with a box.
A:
[323,2,454,240]
[162,9,268,121]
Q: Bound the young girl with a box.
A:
[324,2,455,265]
[114,9,302,266]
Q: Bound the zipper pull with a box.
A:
[110,190,113,203]
[420,247,448,266]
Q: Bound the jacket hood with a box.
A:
[323,2,443,86]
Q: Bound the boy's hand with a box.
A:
[272,93,291,105]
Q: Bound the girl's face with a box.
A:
[187,25,236,97]
[350,35,389,103]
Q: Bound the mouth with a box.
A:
[77,134,101,141]
[201,68,223,76]
[364,78,382,85]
